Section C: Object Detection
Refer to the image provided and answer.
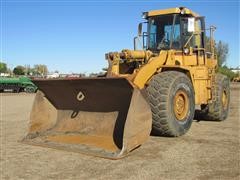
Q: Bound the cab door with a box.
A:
[180,17,206,65]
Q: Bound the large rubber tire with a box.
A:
[203,73,230,121]
[25,86,36,93]
[146,71,195,137]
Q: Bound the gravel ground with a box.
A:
[0,83,239,180]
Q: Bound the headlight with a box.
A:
[180,10,185,15]
[179,7,186,14]
[142,12,148,19]
[184,48,190,54]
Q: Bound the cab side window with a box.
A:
[181,17,204,49]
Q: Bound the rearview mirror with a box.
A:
[138,23,143,36]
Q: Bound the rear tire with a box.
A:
[146,71,195,137]
[201,73,230,121]
[25,86,36,93]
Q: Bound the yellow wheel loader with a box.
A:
[22,7,230,159]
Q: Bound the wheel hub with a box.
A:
[174,90,189,121]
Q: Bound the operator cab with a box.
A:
[138,7,206,54]
[148,14,181,50]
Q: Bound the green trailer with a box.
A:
[0,76,38,93]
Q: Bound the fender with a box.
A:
[133,50,168,89]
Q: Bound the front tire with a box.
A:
[146,71,195,137]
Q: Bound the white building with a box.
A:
[0,73,10,77]
[46,72,60,79]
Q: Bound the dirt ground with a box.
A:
[0,83,239,180]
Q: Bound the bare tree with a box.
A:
[34,64,48,76]
[205,37,229,67]
[216,41,229,67]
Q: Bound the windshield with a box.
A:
[148,14,181,50]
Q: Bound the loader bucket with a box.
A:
[22,78,152,159]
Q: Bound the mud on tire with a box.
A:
[146,71,195,137]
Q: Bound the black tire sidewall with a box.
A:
[25,86,35,93]
[168,76,195,135]
[220,77,230,120]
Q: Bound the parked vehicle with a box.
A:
[0,76,38,93]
